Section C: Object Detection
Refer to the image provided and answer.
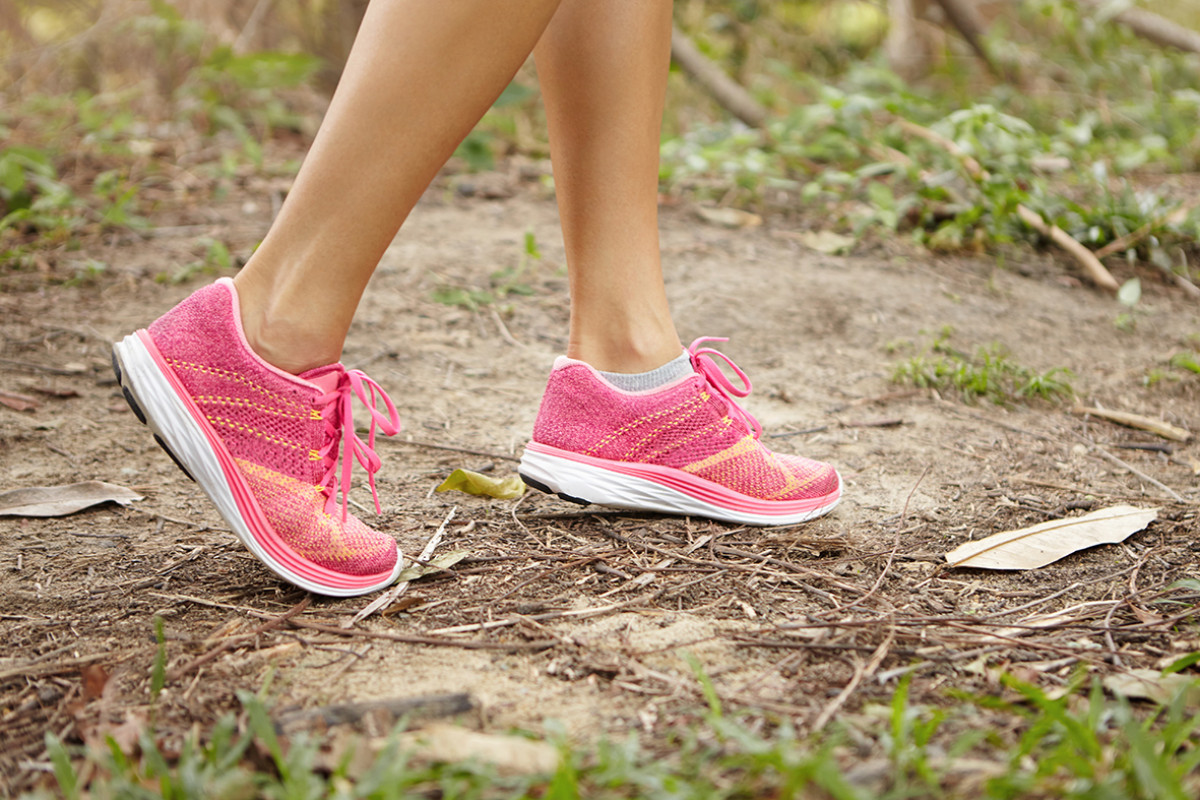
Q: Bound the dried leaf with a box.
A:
[81,665,109,700]
[394,550,469,583]
[1103,669,1200,706]
[945,505,1157,570]
[29,385,80,398]
[0,481,143,517]
[401,724,559,775]
[0,389,40,412]
[695,206,763,229]
[435,469,525,500]
[795,229,856,255]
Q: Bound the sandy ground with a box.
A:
[2,182,1198,792]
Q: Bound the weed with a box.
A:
[892,329,1073,404]
[433,230,542,310]
[154,238,235,285]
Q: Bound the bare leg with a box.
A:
[234,0,562,373]
[534,0,682,374]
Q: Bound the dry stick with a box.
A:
[1094,202,1197,259]
[598,527,845,603]
[275,693,474,733]
[1089,447,1187,503]
[1079,0,1200,55]
[347,506,456,627]
[810,629,895,732]
[893,117,1120,293]
[494,556,601,601]
[166,596,311,681]
[930,0,1007,80]
[1071,405,1193,443]
[490,307,524,348]
[669,24,768,129]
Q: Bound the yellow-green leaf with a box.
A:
[435,469,526,500]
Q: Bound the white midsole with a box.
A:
[113,333,400,596]
[519,447,840,527]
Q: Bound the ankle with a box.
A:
[567,326,682,374]
[234,275,343,374]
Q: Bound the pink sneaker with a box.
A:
[112,278,403,596]
[520,338,841,526]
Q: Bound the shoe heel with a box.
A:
[519,472,590,506]
[113,340,196,483]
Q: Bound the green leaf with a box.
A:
[150,615,166,702]
[45,733,79,800]
[1169,352,1200,374]
[436,469,525,500]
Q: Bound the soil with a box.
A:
[2,172,1198,793]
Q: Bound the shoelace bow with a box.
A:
[688,337,762,440]
[314,368,401,521]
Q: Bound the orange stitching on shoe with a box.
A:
[640,416,732,463]
[207,415,305,450]
[168,359,309,411]
[584,392,707,457]
[194,395,309,420]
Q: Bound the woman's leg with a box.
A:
[234,0,562,374]
[533,0,681,374]
[521,1,842,526]
[115,0,564,596]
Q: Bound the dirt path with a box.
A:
[2,184,1197,792]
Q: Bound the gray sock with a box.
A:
[598,351,693,391]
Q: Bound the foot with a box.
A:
[112,278,403,596]
[520,338,841,526]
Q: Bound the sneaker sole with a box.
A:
[519,442,840,526]
[113,331,402,597]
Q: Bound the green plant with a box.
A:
[0,146,79,236]
[432,230,543,310]
[892,329,1073,404]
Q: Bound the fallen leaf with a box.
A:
[0,389,40,412]
[695,206,763,229]
[1103,669,1200,706]
[81,665,109,700]
[945,505,1157,570]
[0,481,144,517]
[436,469,525,500]
[394,550,469,583]
[794,229,856,255]
[29,385,80,398]
[401,724,559,775]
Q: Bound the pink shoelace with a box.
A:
[314,368,401,520]
[688,337,763,440]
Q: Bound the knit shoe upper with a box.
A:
[114,278,402,595]
[521,338,840,525]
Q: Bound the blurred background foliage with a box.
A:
[1,0,1199,290]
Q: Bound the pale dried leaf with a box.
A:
[945,505,1157,570]
[695,206,763,229]
[0,481,143,517]
[795,229,856,255]
[401,724,559,775]
[1103,669,1200,705]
